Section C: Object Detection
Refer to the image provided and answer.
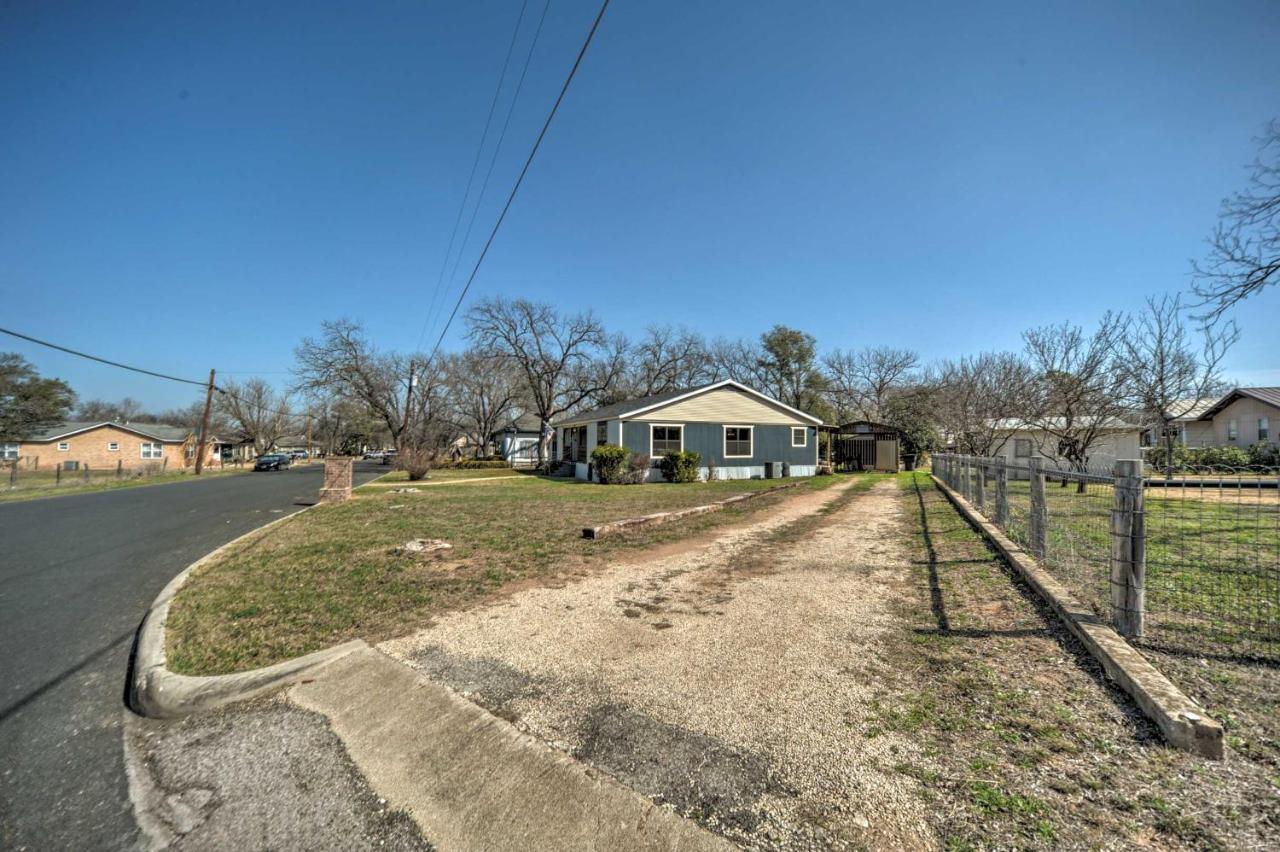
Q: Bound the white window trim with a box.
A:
[1,442,18,460]
[57,442,70,452]
[649,423,684,457]
[107,442,120,452]
[791,426,807,447]
[140,442,163,460]
[723,424,753,459]
[1227,419,1239,440]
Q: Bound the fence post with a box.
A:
[9,460,16,489]
[1110,459,1146,638]
[1028,457,1046,560]
[975,458,987,511]
[83,463,90,483]
[56,464,62,486]
[116,459,123,480]
[962,456,972,501]
[995,458,1008,528]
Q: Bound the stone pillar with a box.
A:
[320,457,354,503]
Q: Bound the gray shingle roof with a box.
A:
[552,383,719,426]
[22,421,192,442]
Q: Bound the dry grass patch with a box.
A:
[166,473,844,675]
[874,473,1278,850]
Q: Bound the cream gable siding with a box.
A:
[631,387,805,425]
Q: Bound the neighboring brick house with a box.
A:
[1,422,215,471]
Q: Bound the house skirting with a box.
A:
[574,463,817,482]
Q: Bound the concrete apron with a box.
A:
[289,646,731,852]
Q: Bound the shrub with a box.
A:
[590,443,630,484]
[1247,441,1280,468]
[1195,445,1251,468]
[398,447,434,481]
[622,453,651,484]
[438,458,510,469]
[658,450,701,483]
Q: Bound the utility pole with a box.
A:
[194,368,216,475]
[399,359,416,451]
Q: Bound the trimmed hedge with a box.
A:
[590,444,630,484]
[434,458,511,470]
[658,450,702,483]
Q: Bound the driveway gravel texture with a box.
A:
[383,477,936,850]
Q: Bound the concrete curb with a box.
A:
[930,474,1225,760]
[583,482,801,539]
[129,503,367,719]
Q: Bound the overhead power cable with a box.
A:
[1,325,313,422]
[0,325,209,388]
[429,0,553,349]
[426,0,611,364]
[415,0,533,352]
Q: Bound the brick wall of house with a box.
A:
[15,425,199,471]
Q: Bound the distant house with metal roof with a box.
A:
[1194,387,1279,448]
[1,421,214,471]
[551,380,822,481]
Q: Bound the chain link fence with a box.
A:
[933,453,1280,661]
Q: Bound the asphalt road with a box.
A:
[0,462,386,850]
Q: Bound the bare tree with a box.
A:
[442,349,522,457]
[622,325,714,397]
[216,378,294,455]
[466,298,623,466]
[294,320,417,452]
[1120,294,1237,478]
[933,352,1032,456]
[1022,314,1130,481]
[823,346,920,422]
[74,397,148,422]
[707,336,765,386]
[1193,119,1280,321]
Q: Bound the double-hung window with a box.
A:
[1,442,18,460]
[596,421,609,447]
[791,427,807,447]
[724,426,752,458]
[1014,438,1033,458]
[1228,419,1239,441]
[140,442,163,460]
[1260,417,1270,441]
[651,425,682,455]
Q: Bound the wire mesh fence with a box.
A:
[933,453,1280,661]
[2,457,250,495]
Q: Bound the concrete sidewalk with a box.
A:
[290,647,730,852]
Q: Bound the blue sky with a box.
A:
[2,1,1278,409]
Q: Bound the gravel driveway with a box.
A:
[382,479,934,850]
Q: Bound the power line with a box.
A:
[0,325,209,388]
[432,0,552,346]
[1,324,313,421]
[427,0,611,364]
[415,0,532,353]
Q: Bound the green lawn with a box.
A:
[0,465,252,503]
[978,477,1280,659]
[166,471,844,675]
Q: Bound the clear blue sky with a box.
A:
[2,1,1278,410]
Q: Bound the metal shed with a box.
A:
[823,421,901,472]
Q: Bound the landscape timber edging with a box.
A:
[582,481,802,539]
[930,473,1225,759]
[129,500,367,719]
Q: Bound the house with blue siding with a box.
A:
[551,380,822,482]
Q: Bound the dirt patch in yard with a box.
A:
[383,479,932,850]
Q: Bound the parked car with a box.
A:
[288,450,309,459]
[254,454,292,471]
[362,450,385,460]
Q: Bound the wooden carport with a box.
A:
[820,421,901,472]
